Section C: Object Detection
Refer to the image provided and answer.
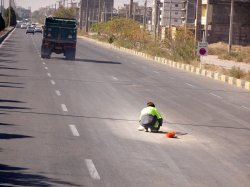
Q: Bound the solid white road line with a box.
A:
[85,159,101,180]
[61,104,68,112]
[185,83,195,87]
[241,105,250,110]
[51,80,55,85]
[69,124,80,136]
[55,90,61,96]
[210,93,222,99]
[47,73,51,77]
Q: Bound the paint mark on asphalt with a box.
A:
[43,62,46,65]
[69,124,80,136]
[210,93,222,99]
[56,90,61,96]
[45,67,48,70]
[241,105,250,110]
[153,71,159,74]
[85,159,101,180]
[112,76,118,81]
[51,80,55,85]
[168,76,175,79]
[47,73,51,77]
[185,83,195,88]
[61,104,68,112]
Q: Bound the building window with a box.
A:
[175,12,178,15]
[175,4,178,7]
[174,19,178,22]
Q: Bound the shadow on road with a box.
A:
[0,99,26,103]
[0,65,27,70]
[74,58,122,64]
[0,106,31,110]
[0,123,16,126]
[50,57,122,64]
[0,164,81,187]
[0,133,33,139]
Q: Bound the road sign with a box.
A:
[197,42,208,56]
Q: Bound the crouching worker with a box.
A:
[138,102,163,132]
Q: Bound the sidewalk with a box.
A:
[201,55,250,72]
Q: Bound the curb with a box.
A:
[78,35,250,91]
[0,27,15,44]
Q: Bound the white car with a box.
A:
[34,26,43,33]
[26,26,35,34]
[21,24,27,29]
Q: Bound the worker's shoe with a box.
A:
[137,126,145,131]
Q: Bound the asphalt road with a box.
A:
[0,28,249,187]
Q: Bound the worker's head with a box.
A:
[147,102,155,107]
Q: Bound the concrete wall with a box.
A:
[209,1,250,45]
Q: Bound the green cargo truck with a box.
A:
[41,17,77,60]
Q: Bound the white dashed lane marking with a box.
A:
[242,105,250,110]
[61,104,68,112]
[69,124,80,136]
[47,73,51,77]
[185,83,195,88]
[112,76,118,81]
[85,159,101,180]
[50,80,55,85]
[55,90,61,96]
[210,93,222,99]
[153,71,159,74]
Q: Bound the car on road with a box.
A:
[26,26,35,34]
[20,24,27,29]
[34,26,43,33]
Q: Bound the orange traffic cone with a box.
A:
[166,131,176,138]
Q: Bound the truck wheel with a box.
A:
[41,48,51,59]
[65,49,75,60]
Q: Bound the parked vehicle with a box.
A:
[41,17,77,60]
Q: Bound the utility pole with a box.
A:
[153,0,157,40]
[8,0,11,27]
[204,0,209,42]
[98,0,102,22]
[143,0,147,27]
[228,0,234,53]
[79,0,84,30]
[85,0,89,32]
[129,0,133,19]
[169,0,172,37]
[194,0,202,44]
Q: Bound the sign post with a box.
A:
[197,41,208,69]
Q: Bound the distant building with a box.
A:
[118,2,152,24]
[80,0,114,27]
[203,0,250,45]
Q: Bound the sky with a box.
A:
[3,0,151,11]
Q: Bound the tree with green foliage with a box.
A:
[91,17,151,48]
[52,6,76,19]
[163,28,195,63]
[4,7,17,26]
[0,13,5,31]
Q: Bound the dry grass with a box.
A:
[209,42,250,63]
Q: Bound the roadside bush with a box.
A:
[163,28,195,63]
[229,66,245,79]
